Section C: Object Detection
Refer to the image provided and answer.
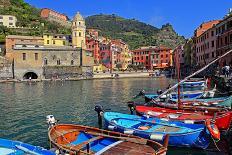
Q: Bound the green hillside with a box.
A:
[0,0,185,49]
[86,14,185,49]
[0,0,71,42]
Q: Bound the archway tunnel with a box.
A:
[23,72,38,79]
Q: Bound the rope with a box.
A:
[211,135,221,152]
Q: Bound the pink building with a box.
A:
[194,20,220,66]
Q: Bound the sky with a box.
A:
[25,0,232,38]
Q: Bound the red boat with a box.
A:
[135,105,232,131]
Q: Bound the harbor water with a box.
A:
[0,77,227,155]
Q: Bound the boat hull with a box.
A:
[0,138,54,155]
[135,105,232,131]
[48,124,168,155]
[104,112,211,149]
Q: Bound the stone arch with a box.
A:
[23,72,38,79]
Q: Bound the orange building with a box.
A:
[86,29,100,64]
[131,46,172,69]
[40,8,71,27]
[5,35,44,61]
[41,8,68,21]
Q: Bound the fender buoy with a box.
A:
[205,119,220,140]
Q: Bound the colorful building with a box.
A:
[40,8,71,27]
[131,46,172,69]
[0,15,17,28]
[215,9,232,66]
[43,33,70,46]
[86,29,100,64]
[193,20,220,66]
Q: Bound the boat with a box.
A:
[0,138,54,155]
[47,115,168,155]
[104,112,219,149]
[169,95,232,108]
[135,105,232,131]
[181,80,206,87]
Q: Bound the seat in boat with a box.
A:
[153,126,181,132]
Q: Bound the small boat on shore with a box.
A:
[47,115,168,155]
[0,138,54,155]
[104,112,219,149]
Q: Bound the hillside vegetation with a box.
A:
[0,0,185,49]
[86,14,185,49]
[0,0,71,42]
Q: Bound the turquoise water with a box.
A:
[0,78,227,154]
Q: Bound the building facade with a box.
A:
[215,10,232,66]
[0,15,17,28]
[193,20,220,66]
[72,12,86,49]
[43,33,70,46]
[86,29,100,64]
[131,46,172,70]
[40,8,71,27]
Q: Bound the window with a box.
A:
[9,23,13,25]
[22,53,26,60]
[211,31,214,37]
[0,16,3,19]
[53,40,55,44]
[35,53,38,60]
[161,55,163,58]
[71,60,74,65]
[211,41,214,47]
[79,22,81,25]
[225,36,228,45]
[44,58,47,65]
[47,40,49,44]
[57,59,61,65]
[79,32,81,37]
[166,54,168,58]
[0,22,3,25]
[63,41,65,45]
[212,52,215,58]
[9,17,13,20]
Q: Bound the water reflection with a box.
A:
[0,78,176,150]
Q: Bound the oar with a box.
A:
[85,131,148,145]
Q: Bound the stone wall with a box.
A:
[0,56,13,79]
[43,66,82,79]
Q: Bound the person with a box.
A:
[225,65,230,77]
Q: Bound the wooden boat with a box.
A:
[47,118,168,155]
[0,138,54,155]
[135,105,232,131]
[104,112,218,149]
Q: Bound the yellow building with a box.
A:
[43,33,69,46]
[0,15,17,28]
[72,12,86,49]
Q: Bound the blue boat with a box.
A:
[181,80,205,87]
[0,138,54,155]
[104,112,215,149]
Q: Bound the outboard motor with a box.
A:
[94,105,104,128]
[46,115,57,130]
[127,101,135,115]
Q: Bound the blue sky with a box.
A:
[25,0,232,38]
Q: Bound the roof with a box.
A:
[6,35,43,40]
[73,12,84,21]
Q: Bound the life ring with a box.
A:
[205,119,220,140]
